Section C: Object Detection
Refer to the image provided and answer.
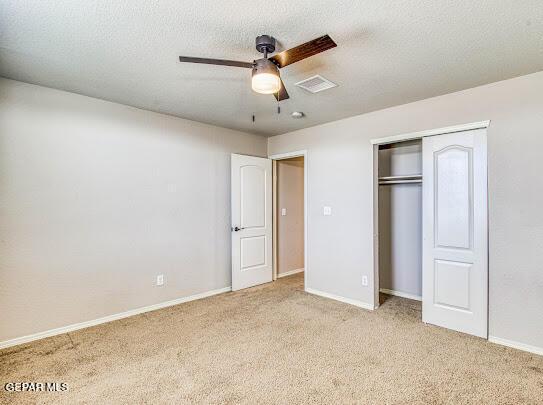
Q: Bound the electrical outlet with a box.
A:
[156,274,164,286]
[362,276,368,286]
[323,206,332,216]
[281,208,287,216]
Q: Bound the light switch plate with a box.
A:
[156,274,164,286]
[281,208,287,216]
[323,206,332,216]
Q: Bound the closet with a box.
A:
[378,140,422,301]
[373,125,489,339]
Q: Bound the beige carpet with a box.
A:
[1,273,542,404]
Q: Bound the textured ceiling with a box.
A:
[1,1,542,136]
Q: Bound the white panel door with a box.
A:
[231,154,272,291]
[422,129,488,338]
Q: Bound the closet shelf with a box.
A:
[378,174,422,185]
[379,174,422,181]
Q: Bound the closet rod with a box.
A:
[379,179,422,185]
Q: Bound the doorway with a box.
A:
[273,156,305,284]
[270,151,307,288]
[230,150,307,291]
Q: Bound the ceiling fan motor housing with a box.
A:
[255,35,276,54]
[252,58,279,78]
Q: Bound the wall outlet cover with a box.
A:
[156,274,164,286]
[281,208,287,216]
[323,206,332,216]
[362,276,368,286]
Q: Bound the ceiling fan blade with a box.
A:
[179,56,253,68]
[274,79,289,101]
[269,35,337,68]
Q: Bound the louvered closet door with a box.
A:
[422,129,488,338]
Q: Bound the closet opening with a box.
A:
[376,140,423,309]
[371,122,489,338]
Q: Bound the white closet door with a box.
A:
[422,129,488,338]
[231,154,273,291]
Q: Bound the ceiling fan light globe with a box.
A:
[252,73,281,94]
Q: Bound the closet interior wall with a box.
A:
[378,140,423,299]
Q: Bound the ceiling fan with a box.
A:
[178,34,337,101]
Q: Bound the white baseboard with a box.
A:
[277,268,304,278]
[489,336,543,357]
[0,286,232,350]
[380,288,422,302]
[305,287,374,310]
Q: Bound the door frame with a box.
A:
[370,121,490,310]
[268,150,308,287]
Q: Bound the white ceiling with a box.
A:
[1,1,542,136]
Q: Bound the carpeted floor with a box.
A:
[1,273,542,404]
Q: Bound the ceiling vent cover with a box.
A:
[295,75,337,93]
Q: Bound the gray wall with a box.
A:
[268,71,543,349]
[277,157,304,275]
[378,142,422,297]
[0,79,267,342]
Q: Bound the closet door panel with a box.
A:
[434,259,471,310]
[422,129,487,338]
[434,146,473,250]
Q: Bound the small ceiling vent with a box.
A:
[295,75,337,93]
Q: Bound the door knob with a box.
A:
[233,226,245,232]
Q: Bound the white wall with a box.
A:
[277,157,304,275]
[268,71,543,350]
[0,79,267,343]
